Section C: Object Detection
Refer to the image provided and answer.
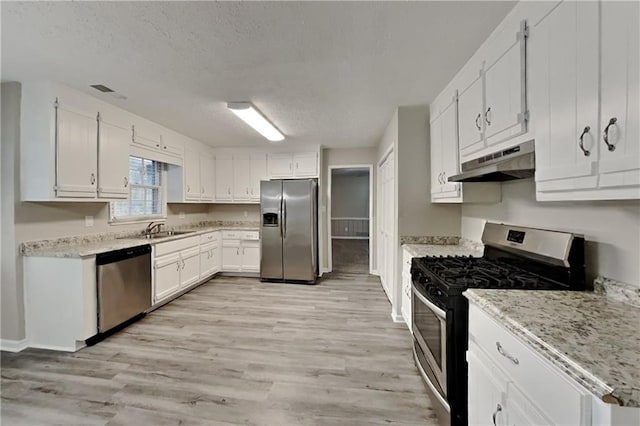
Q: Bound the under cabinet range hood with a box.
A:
[448,140,535,182]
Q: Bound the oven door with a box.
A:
[412,284,448,400]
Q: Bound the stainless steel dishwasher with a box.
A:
[96,245,152,333]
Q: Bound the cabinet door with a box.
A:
[598,1,640,190]
[249,153,268,201]
[268,153,293,178]
[154,254,181,303]
[212,244,221,274]
[199,243,216,279]
[430,113,444,196]
[200,154,215,201]
[468,344,507,426]
[180,247,200,288]
[98,119,129,199]
[56,106,98,197]
[531,1,599,190]
[233,154,251,201]
[457,75,485,158]
[132,124,161,151]
[241,241,260,272]
[484,22,527,147]
[505,382,553,426]
[184,149,201,200]
[215,154,234,201]
[222,242,242,271]
[159,135,183,158]
[440,99,461,195]
[293,152,318,177]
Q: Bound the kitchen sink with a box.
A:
[117,230,195,240]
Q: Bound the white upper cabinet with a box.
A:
[215,154,234,201]
[97,115,130,199]
[597,1,640,191]
[200,153,215,201]
[55,105,98,198]
[167,143,214,203]
[249,153,268,201]
[533,0,640,200]
[131,121,183,166]
[184,149,201,200]
[457,75,485,156]
[531,0,599,191]
[268,151,319,179]
[233,154,252,201]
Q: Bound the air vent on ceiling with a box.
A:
[90,84,114,93]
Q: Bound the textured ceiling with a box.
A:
[1,1,515,148]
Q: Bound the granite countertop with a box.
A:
[21,221,260,259]
[465,288,640,407]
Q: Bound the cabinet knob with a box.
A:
[603,117,617,152]
[163,146,167,150]
[578,126,591,157]
[156,143,160,148]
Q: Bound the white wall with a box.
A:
[322,147,377,271]
[331,172,369,218]
[462,180,640,287]
[2,82,24,342]
[397,105,461,237]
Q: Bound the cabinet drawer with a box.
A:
[468,304,591,425]
[154,235,200,257]
[222,239,240,248]
[240,231,259,241]
[200,242,217,252]
[154,253,181,269]
[222,230,241,240]
[200,231,220,244]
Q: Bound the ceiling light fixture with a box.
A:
[227,102,284,142]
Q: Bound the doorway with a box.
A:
[328,166,373,274]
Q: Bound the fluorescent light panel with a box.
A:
[227,102,284,142]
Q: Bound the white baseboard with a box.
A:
[320,267,331,276]
[0,338,29,352]
[27,342,83,352]
[390,311,404,323]
[370,269,379,275]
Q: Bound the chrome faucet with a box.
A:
[145,221,163,236]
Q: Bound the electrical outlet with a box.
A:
[179,212,186,219]
[85,216,94,227]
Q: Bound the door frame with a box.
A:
[327,164,374,273]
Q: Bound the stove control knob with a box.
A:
[418,275,430,284]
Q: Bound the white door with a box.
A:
[154,254,181,303]
[531,1,599,190]
[268,153,293,178]
[598,1,640,190]
[377,152,395,302]
[249,153,268,201]
[180,247,200,287]
[457,75,485,158]
[241,241,260,272]
[132,124,161,151]
[439,98,461,195]
[98,119,129,199]
[467,344,507,426]
[184,149,201,200]
[212,244,221,274]
[215,154,234,201]
[483,24,527,147]
[222,241,242,272]
[293,152,318,177]
[56,106,98,198]
[200,154,215,201]
[233,154,251,201]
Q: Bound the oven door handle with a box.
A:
[412,286,446,319]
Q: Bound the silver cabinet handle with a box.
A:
[201,187,205,194]
[496,342,519,365]
[236,247,239,256]
[243,247,245,255]
[246,188,248,194]
[176,261,180,271]
[492,403,502,426]
[228,188,231,195]
[182,259,186,270]
[485,107,492,126]
[124,176,128,187]
[578,126,591,157]
[442,173,446,184]
[90,173,96,185]
[603,117,617,151]
[187,185,190,193]
[475,113,482,131]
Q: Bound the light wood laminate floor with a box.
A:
[1,273,437,425]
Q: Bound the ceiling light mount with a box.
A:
[227,102,284,142]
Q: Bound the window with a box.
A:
[110,156,165,222]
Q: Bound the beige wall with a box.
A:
[2,82,24,341]
[209,204,261,222]
[322,147,377,271]
[331,173,369,218]
[462,180,640,287]
[397,105,461,237]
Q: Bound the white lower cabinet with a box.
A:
[401,248,412,330]
[180,247,201,287]
[200,242,221,277]
[468,302,591,426]
[152,236,201,304]
[154,253,182,302]
[221,230,261,274]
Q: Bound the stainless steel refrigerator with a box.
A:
[260,179,318,283]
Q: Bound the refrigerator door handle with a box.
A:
[282,196,287,239]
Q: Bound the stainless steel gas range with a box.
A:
[410,223,586,426]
